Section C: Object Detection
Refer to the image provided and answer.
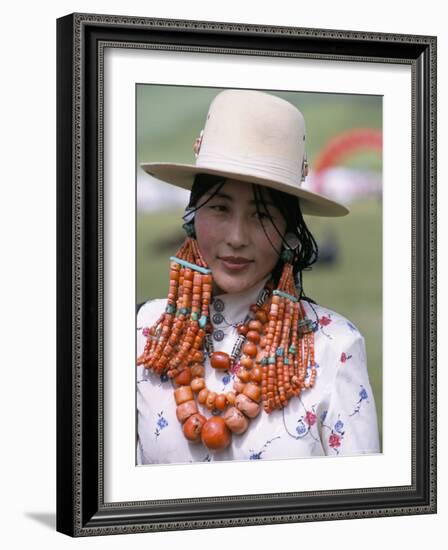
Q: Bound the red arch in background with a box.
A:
[312,128,382,194]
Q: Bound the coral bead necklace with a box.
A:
[137,226,316,452]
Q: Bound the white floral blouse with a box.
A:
[136,277,380,464]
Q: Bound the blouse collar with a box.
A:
[210,274,271,324]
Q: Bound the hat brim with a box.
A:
[141,162,349,217]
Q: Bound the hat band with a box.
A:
[196,147,301,188]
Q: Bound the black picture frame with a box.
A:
[56,13,437,537]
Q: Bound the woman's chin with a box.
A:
[212,271,258,296]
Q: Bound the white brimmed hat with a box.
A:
[141,89,349,217]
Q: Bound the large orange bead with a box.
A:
[255,310,268,323]
[176,400,198,423]
[237,368,251,383]
[243,382,261,402]
[246,330,261,344]
[183,413,207,442]
[250,367,263,383]
[198,388,209,404]
[242,342,257,357]
[201,416,231,450]
[215,394,227,411]
[190,377,205,393]
[210,351,230,370]
[223,406,249,434]
[235,394,261,418]
[248,319,263,333]
[190,363,205,378]
[174,386,193,405]
[240,356,254,369]
[205,391,217,411]
[174,368,192,386]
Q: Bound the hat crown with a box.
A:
[140,89,349,217]
[196,90,306,187]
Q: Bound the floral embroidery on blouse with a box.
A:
[349,385,370,417]
[221,366,238,389]
[340,351,353,363]
[289,403,320,442]
[249,436,281,459]
[319,315,332,327]
[322,414,345,455]
[304,410,317,426]
[154,410,169,439]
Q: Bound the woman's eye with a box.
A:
[209,205,228,212]
[254,211,270,220]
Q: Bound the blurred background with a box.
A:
[136,85,382,446]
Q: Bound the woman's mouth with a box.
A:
[218,256,253,271]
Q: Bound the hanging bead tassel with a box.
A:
[260,252,316,414]
[137,224,211,376]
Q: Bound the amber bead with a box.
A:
[215,394,227,411]
[246,330,261,344]
[237,368,251,383]
[174,386,193,405]
[201,417,231,450]
[235,394,261,418]
[237,324,248,336]
[190,377,206,393]
[225,391,237,405]
[248,319,263,333]
[210,351,231,370]
[255,310,268,323]
[176,400,198,423]
[243,382,261,403]
[223,406,249,434]
[198,388,209,404]
[174,368,192,386]
[242,342,257,357]
[190,364,205,378]
[206,391,217,410]
[233,381,246,393]
[240,356,254,369]
[250,367,263,383]
[183,412,207,442]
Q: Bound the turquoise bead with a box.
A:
[275,347,284,356]
[268,357,276,365]
[199,315,208,328]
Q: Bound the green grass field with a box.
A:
[137,196,383,447]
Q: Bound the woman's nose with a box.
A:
[226,215,250,248]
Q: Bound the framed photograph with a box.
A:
[56,13,436,536]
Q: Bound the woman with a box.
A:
[136,89,380,464]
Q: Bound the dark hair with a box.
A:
[184,173,319,300]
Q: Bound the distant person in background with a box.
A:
[136,89,379,464]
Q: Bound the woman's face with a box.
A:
[194,179,287,295]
